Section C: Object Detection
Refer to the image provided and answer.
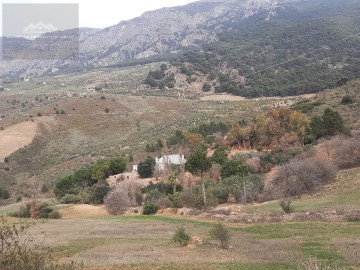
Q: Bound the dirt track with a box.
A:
[0,121,38,162]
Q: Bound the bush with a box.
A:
[9,203,60,219]
[143,204,159,215]
[0,188,10,199]
[210,223,231,249]
[60,194,82,204]
[179,190,197,208]
[9,205,31,218]
[138,156,156,178]
[268,157,337,198]
[326,137,360,169]
[341,95,353,105]
[104,187,134,215]
[173,227,191,247]
[48,211,61,219]
[90,183,111,204]
[218,174,264,204]
[279,200,293,213]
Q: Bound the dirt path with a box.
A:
[200,94,246,101]
[0,121,38,162]
[60,204,109,219]
[200,93,316,101]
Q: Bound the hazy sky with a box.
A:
[0,0,196,33]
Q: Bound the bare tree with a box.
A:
[104,180,141,215]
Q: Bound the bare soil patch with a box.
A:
[200,94,246,101]
[59,204,109,219]
[0,121,38,162]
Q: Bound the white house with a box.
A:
[156,154,186,172]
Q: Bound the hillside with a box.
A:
[0,89,283,200]
[169,0,360,97]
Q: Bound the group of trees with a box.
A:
[54,157,127,204]
[144,64,176,89]
[226,108,309,149]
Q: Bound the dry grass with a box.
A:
[59,205,109,219]
[0,121,38,162]
[6,214,354,270]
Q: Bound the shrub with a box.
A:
[48,211,61,219]
[60,194,82,204]
[138,156,156,178]
[210,223,231,249]
[173,227,191,247]
[37,112,42,117]
[268,157,337,198]
[329,137,360,169]
[104,187,135,215]
[90,183,111,204]
[202,83,212,92]
[37,203,53,219]
[16,196,22,202]
[218,174,264,204]
[105,108,110,113]
[9,205,31,218]
[0,188,10,199]
[180,190,198,208]
[279,200,293,213]
[341,95,353,105]
[143,204,159,215]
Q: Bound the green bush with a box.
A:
[9,205,31,218]
[143,204,159,215]
[48,211,61,219]
[60,194,82,204]
[138,156,156,178]
[173,227,191,247]
[0,188,10,199]
[210,223,231,249]
[279,201,293,214]
[90,184,110,204]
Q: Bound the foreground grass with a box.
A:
[10,214,355,270]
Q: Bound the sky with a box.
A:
[0,0,196,35]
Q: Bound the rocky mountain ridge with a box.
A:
[0,0,302,78]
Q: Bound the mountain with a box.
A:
[0,0,300,78]
[1,0,360,99]
[150,0,360,97]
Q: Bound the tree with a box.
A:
[210,146,228,165]
[138,156,156,178]
[90,183,110,204]
[321,108,347,137]
[108,157,127,175]
[210,223,231,249]
[184,132,204,148]
[185,145,212,209]
[221,160,251,178]
[227,123,250,149]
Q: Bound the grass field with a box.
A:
[12,214,356,270]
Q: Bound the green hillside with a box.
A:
[174,0,360,97]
